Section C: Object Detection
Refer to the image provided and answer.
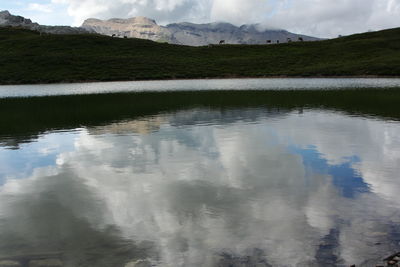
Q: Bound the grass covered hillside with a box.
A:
[0,26,399,84]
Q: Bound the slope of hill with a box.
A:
[82,17,319,46]
[0,26,399,84]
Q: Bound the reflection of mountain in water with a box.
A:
[0,107,291,149]
[168,108,289,127]
[0,134,41,150]
[89,116,166,136]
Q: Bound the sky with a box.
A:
[1,0,400,38]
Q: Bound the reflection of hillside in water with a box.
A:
[89,116,166,136]
[1,109,400,266]
[0,133,45,150]
[0,107,289,149]
[2,89,400,150]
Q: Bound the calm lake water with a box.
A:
[1,78,400,97]
[1,82,400,266]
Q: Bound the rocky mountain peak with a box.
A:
[0,10,36,26]
[0,10,10,16]
[129,16,157,25]
[83,18,102,24]
[239,24,261,33]
[82,16,170,41]
[84,16,157,26]
[0,10,92,35]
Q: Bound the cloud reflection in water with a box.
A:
[1,108,400,266]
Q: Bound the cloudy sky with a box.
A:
[2,0,400,41]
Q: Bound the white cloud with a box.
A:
[210,0,274,25]
[27,3,53,13]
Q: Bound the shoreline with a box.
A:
[2,75,400,86]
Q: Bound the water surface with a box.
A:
[1,93,400,266]
[1,78,400,97]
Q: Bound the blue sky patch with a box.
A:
[289,145,370,198]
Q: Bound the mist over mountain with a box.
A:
[0,10,91,35]
[82,17,320,46]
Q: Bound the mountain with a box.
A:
[0,10,92,35]
[0,10,318,45]
[166,22,319,46]
[82,17,171,42]
[82,17,319,46]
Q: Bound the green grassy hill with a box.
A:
[0,26,399,84]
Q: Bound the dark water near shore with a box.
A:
[1,88,400,266]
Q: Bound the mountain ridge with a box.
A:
[0,10,92,35]
[0,10,319,46]
[82,16,320,46]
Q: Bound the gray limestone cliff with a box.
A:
[82,17,171,42]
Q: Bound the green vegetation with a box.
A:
[1,89,400,145]
[0,26,400,84]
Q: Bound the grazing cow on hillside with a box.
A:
[219,40,225,45]
[298,37,304,42]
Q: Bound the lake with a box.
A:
[1,80,400,267]
[1,78,400,97]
